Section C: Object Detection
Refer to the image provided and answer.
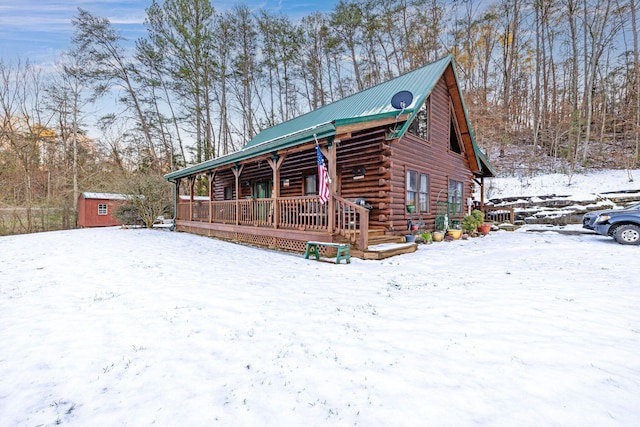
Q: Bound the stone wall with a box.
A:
[487,190,640,225]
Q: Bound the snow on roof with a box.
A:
[80,192,128,200]
[179,195,210,201]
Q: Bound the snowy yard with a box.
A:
[1,168,640,426]
[1,223,639,426]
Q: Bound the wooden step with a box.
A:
[351,242,418,260]
[334,228,415,259]
[367,235,405,245]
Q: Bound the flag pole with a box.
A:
[314,134,335,233]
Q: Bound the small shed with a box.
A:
[77,192,127,227]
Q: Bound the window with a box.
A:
[406,170,418,208]
[419,173,430,212]
[450,116,462,154]
[448,180,463,217]
[224,186,232,200]
[304,174,318,196]
[406,170,430,213]
[98,204,108,215]
[408,97,430,141]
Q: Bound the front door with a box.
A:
[253,180,272,199]
[253,180,272,221]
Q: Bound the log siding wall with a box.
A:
[389,78,474,232]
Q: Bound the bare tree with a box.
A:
[230,6,259,141]
[145,0,217,164]
[331,1,365,91]
[579,0,623,164]
[0,60,54,232]
[71,8,159,169]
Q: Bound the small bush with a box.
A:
[114,204,144,226]
[461,209,485,233]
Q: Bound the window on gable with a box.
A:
[450,117,462,153]
[98,204,108,215]
[406,170,430,213]
[407,97,430,141]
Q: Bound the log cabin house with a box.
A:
[164,55,495,259]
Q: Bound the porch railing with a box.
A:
[177,196,329,230]
[211,201,236,224]
[482,205,515,224]
[278,196,328,230]
[176,194,370,249]
[239,198,273,226]
[334,196,369,250]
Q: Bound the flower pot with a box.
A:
[406,205,416,213]
[405,234,416,243]
[447,229,462,240]
[478,223,491,235]
[432,231,444,242]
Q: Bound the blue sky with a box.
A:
[0,0,339,65]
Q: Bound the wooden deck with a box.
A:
[175,219,417,259]
[176,194,372,250]
[174,197,512,260]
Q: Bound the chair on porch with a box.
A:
[354,198,373,210]
[342,198,372,228]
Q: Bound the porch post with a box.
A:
[207,170,216,223]
[173,178,180,221]
[188,176,195,221]
[267,152,285,229]
[232,164,244,225]
[321,137,337,233]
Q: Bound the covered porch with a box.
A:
[166,116,412,256]
[175,193,371,252]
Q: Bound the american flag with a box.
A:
[316,145,330,205]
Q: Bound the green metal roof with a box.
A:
[244,55,452,149]
[165,55,494,181]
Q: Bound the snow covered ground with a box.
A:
[485,168,639,202]
[1,170,639,426]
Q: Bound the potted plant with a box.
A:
[462,209,487,235]
[469,209,491,235]
[447,217,463,240]
[421,232,433,244]
[432,216,446,242]
[478,222,492,235]
[447,228,463,239]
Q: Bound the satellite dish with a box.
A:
[391,90,414,110]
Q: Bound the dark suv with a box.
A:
[586,202,640,245]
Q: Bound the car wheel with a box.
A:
[614,224,640,245]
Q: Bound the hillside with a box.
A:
[481,145,640,225]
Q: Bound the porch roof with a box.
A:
[165,55,494,181]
